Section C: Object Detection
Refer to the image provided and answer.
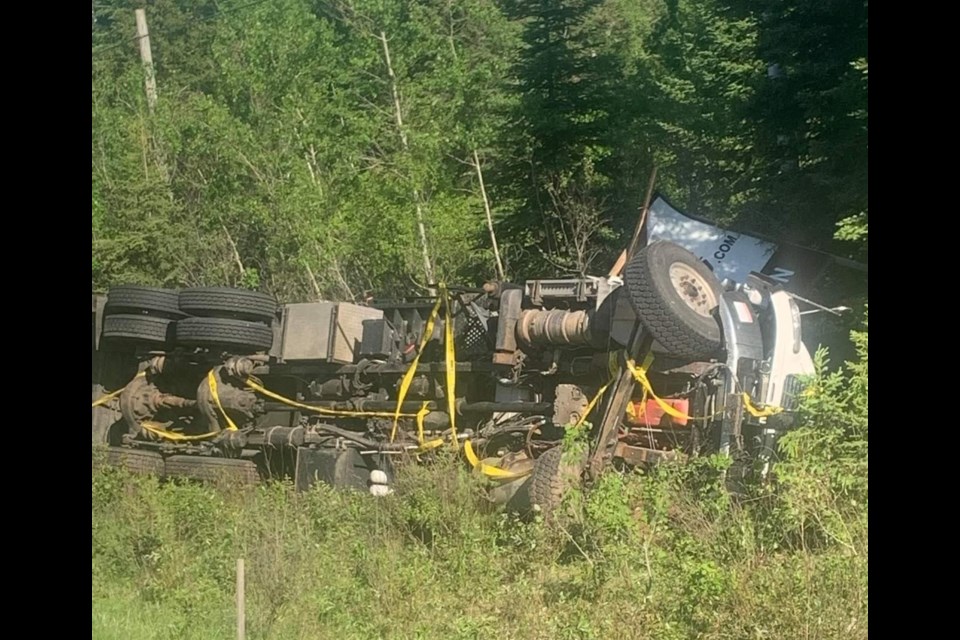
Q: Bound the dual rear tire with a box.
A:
[94,447,260,485]
[99,286,277,352]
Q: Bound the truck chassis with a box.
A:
[92,241,814,511]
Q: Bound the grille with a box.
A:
[780,374,806,412]
[457,316,489,356]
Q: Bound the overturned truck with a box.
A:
[92,241,814,512]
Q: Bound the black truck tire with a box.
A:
[178,287,278,322]
[527,446,587,516]
[92,408,125,446]
[174,317,274,352]
[104,286,183,318]
[623,241,724,360]
[101,314,174,344]
[93,384,119,445]
[165,456,260,485]
[97,447,166,477]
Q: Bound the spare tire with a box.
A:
[174,316,274,352]
[105,286,183,318]
[623,241,724,360]
[101,314,174,345]
[179,287,278,322]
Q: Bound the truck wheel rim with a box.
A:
[668,262,717,318]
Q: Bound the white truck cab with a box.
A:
[716,274,820,481]
[762,289,815,411]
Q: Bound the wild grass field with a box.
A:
[92,445,866,639]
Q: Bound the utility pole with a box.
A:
[134,9,158,113]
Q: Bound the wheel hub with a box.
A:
[119,374,172,438]
[668,262,717,318]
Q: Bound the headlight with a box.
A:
[789,297,801,354]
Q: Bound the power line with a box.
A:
[92,0,275,56]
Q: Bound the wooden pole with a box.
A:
[608,250,627,277]
[626,166,658,262]
[133,7,172,187]
[134,9,158,114]
[236,558,246,640]
[610,166,658,277]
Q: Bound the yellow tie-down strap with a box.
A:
[442,284,458,448]
[92,369,241,441]
[390,283,461,447]
[92,367,455,452]
[625,357,783,422]
[244,374,451,453]
[208,369,239,432]
[391,293,442,442]
[140,421,222,442]
[135,371,240,442]
[463,440,531,480]
[462,368,614,482]
[741,394,783,418]
[574,379,612,430]
[117,371,438,446]
[91,371,146,408]
[244,376,453,456]
[244,377,424,420]
[92,371,218,443]
[390,298,443,442]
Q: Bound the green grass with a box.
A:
[92,452,867,640]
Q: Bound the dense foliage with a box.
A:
[93,0,867,298]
